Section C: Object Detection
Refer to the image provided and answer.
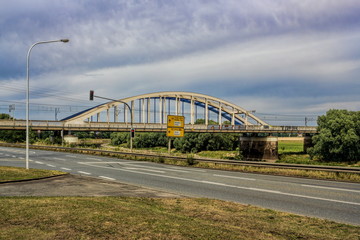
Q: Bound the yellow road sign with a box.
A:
[166,127,184,137]
[167,115,185,128]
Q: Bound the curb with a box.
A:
[0,173,69,184]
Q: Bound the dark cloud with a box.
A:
[1,0,359,119]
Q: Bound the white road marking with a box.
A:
[122,167,165,173]
[35,161,44,164]
[86,157,102,161]
[61,167,72,171]
[78,171,91,175]
[47,164,56,167]
[52,157,66,161]
[19,157,24,159]
[99,176,116,181]
[301,184,360,193]
[66,155,78,158]
[78,161,360,206]
[213,174,256,181]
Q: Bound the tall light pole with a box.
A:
[26,39,69,169]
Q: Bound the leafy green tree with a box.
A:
[194,119,218,125]
[110,132,129,145]
[173,133,238,153]
[308,109,360,162]
[133,133,167,148]
[0,113,12,120]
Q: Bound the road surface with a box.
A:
[1,146,359,225]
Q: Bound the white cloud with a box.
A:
[1,0,360,121]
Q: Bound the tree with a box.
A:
[308,109,360,162]
[0,113,12,120]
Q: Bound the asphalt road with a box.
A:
[1,146,359,226]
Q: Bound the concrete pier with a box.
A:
[239,136,278,161]
[303,135,314,153]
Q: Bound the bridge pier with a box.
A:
[303,134,314,153]
[239,134,278,161]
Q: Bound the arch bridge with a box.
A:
[63,91,267,127]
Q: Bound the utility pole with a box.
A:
[9,104,15,120]
[55,108,60,121]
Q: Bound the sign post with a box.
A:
[167,115,185,153]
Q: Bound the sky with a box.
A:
[1,0,359,125]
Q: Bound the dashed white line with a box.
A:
[52,157,66,161]
[78,171,91,175]
[79,161,360,206]
[99,176,116,181]
[61,167,72,171]
[122,167,165,173]
[213,174,256,181]
[47,164,56,167]
[35,161,44,164]
[86,157,102,161]
[301,184,360,193]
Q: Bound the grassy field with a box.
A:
[0,197,359,240]
[0,166,65,182]
[278,140,304,154]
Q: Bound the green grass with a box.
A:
[0,166,66,182]
[196,150,240,159]
[278,140,304,154]
[0,197,359,240]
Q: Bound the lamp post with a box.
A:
[89,91,134,151]
[26,39,69,169]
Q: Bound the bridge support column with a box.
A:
[147,98,150,123]
[239,135,278,161]
[142,98,145,123]
[124,104,128,124]
[131,101,134,124]
[114,106,118,122]
[190,96,194,125]
[218,102,222,125]
[205,98,208,125]
[303,134,314,153]
[159,97,162,124]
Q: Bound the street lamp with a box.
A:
[89,90,134,151]
[26,39,69,169]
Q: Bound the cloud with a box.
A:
[1,0,360,120]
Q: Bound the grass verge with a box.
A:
[0,197,359,240]
[0,166,66,182]
[194,162,360,182]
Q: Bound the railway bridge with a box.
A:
[0,91,317,160]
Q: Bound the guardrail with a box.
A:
[1,143,358,174]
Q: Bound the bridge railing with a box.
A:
[0,120,317,133]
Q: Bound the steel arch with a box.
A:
[63,91,267,126]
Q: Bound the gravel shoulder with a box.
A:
[0,174,182,198]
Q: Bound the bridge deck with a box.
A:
[0,120,317,134]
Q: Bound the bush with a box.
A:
[308,109,360,162]
[173,133,239,153]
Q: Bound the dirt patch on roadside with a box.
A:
[0,174,182,198]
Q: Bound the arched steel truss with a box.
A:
[62,92,267,126]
